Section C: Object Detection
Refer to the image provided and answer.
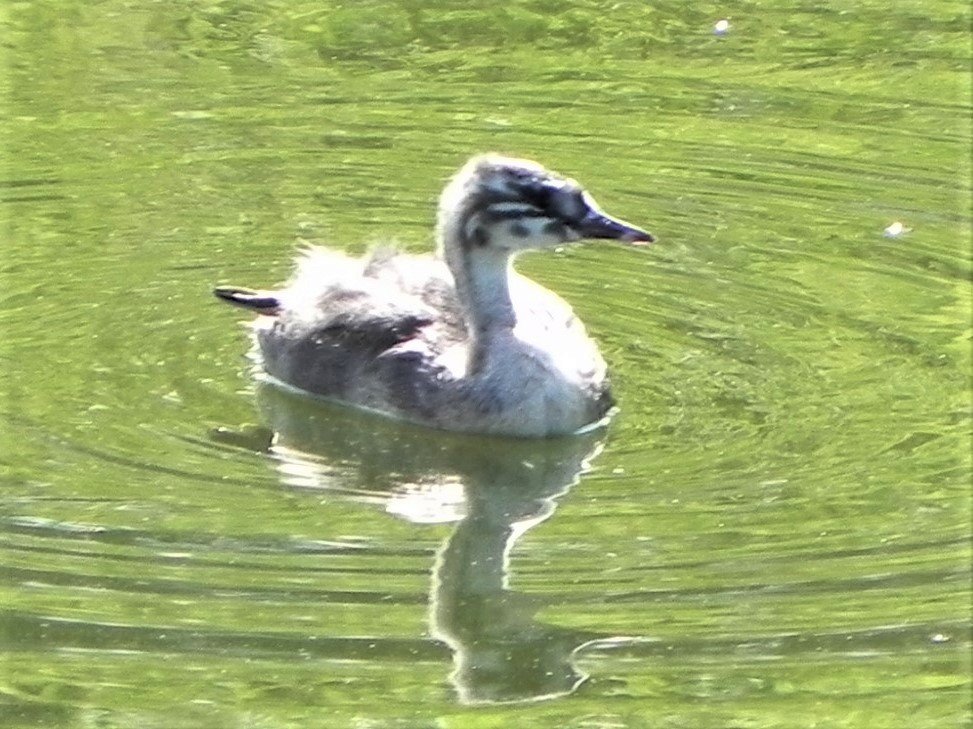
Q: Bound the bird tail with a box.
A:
[213,286,282,316]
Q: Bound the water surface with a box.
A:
[2,2,971,727]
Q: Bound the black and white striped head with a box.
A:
[437,154,654,255]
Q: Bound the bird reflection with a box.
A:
[215,381,620,704]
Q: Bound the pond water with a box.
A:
[2,2,970,727]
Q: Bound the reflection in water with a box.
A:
[238,381,628,704]
[431,475,594,704]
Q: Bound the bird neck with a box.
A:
[438,213,517,374]
[445,242,517,337]
[436,170,523,374]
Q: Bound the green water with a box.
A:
[2,1,971,727]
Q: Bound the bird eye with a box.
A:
[520,179,557,208]
[512,177,588,222]
[549,186,588,222]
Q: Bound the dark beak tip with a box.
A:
[621,230,656,246]
[577,210,655,245]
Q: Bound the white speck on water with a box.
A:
[884,221,907,237]
[714,19,731,35]
[162,390,183,404]
[171,110,214,120]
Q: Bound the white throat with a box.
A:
[456,246,517,335]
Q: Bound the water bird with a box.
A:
[214,154,653,437]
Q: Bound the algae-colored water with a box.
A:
[2,2,970,727]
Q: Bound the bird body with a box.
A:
[215,155,653,437]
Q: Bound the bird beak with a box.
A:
[573,198,655,245]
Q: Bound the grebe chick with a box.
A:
[214,154,653,437]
